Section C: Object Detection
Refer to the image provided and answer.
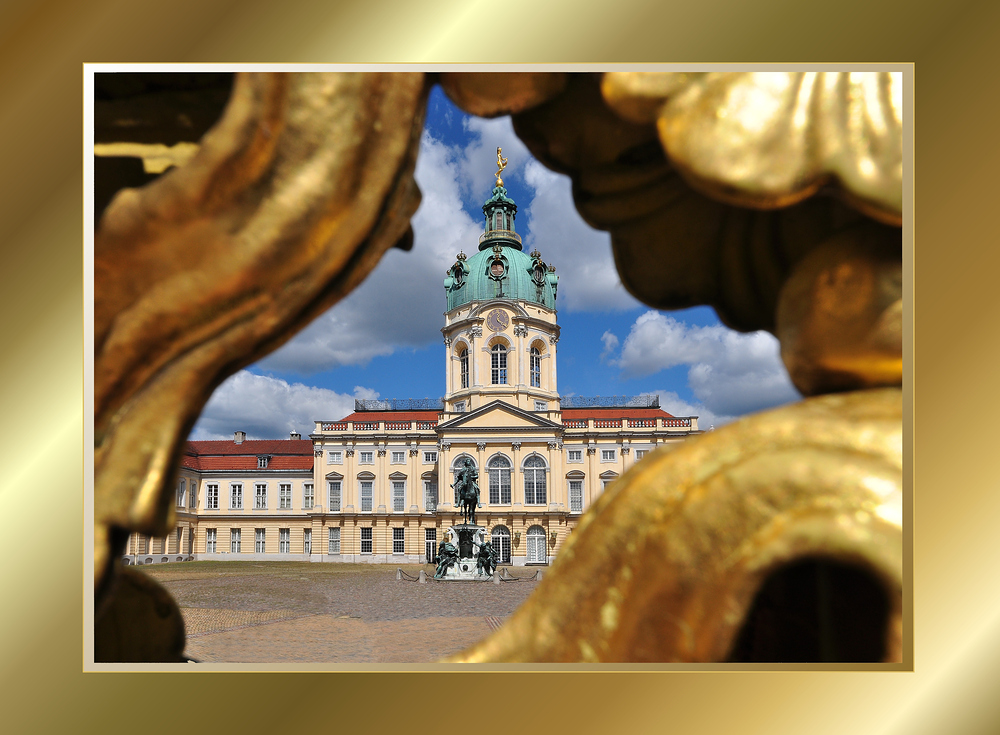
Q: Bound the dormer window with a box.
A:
[257,456,270,469]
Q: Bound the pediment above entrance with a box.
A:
[437,400,561,432]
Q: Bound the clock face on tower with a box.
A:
[486,308,510,332]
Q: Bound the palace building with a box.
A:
[124,172,702,567]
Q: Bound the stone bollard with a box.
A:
[535,569,543,581]
[493,570,500,585]
[396,568,402,580]
[419,569,426,584]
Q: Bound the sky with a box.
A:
[190,86,801,441]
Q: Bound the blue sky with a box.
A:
[191,87,800,440]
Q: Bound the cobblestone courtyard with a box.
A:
[136,561,540,663]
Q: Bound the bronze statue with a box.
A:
[452,458,481,525]
[433,533,460,579]
[475,536,498,577]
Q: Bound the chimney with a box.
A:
[289,431,301,440]
[234,431,246,444]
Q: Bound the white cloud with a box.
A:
[521,159,642,312]
[600,330,619,362]
[191,371,375,440]
[613,311,800,417]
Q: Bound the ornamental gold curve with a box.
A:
[450,388,903,663]
[601,71,903,226]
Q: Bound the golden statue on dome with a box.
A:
[495,146,508,186]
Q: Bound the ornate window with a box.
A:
[328,527,340,554]
[460,348,469,388]
[328,480,341,511]
[491,525,511,564]
[523,454,547,505]
[360,527,373,554]
[392,480,405,512]
[491,343,507,384]
[526,525,547,563]
[392,527,405,554]
[360,481,373,512]
[488,454,512,504]
[530,346,541,387]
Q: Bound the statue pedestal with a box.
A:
[436,524,492,581]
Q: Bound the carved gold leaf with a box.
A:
[602,71,903,226]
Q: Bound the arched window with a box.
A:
[530,346,541,388]
[491,343,507,384]
[492,525,511,564]
[451,455,477,505]
[523,454,547,505]
[459,348,469,389]
[526,525,547,564]
[488,455,512,504]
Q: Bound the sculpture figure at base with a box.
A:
[475,536,498,578]
[434,531,460,579]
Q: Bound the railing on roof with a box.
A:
[479,229,522,246]
[561,395,660,408]
[354,398,444,411]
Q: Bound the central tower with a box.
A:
[442,151,560,415]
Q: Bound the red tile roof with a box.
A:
[183,439,314,472]
[561,407,676,419]
[186,439,314,455]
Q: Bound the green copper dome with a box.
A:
[444,185,558,311]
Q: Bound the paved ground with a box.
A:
[135,561,540,663]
